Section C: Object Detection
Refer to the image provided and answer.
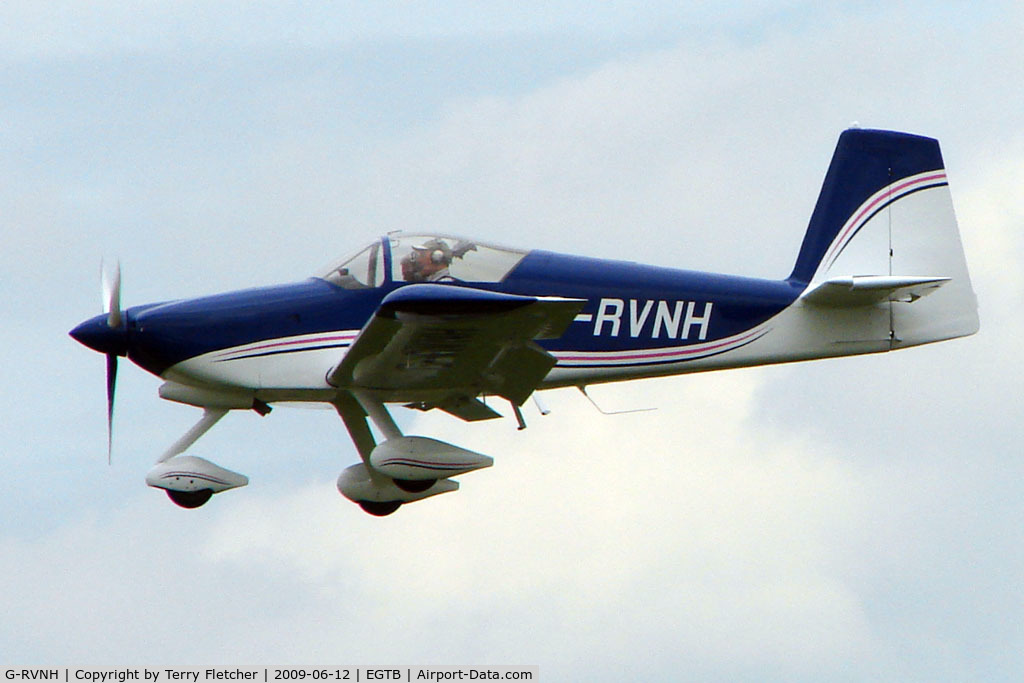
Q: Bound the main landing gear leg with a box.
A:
[333,392,377,463]
[332,392,440,514]
[352,390,402,441]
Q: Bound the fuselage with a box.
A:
[71,245,807,403]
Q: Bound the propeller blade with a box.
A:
[102,259,122,329]
[101,259,122,464]
[106,353,118,465]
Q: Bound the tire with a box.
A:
[166,488,214,509]
[357,500,402,516]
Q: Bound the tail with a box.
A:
[790,128,979,348]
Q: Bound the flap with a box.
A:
[328,284,585,408]
[801,275,951,307]
[406,395,504,422]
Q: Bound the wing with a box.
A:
[328,284,584,418]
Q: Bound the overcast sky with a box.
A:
[2,1,1022,679]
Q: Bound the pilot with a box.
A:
[401,239,459,283]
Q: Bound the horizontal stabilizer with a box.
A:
[801,275,950,307]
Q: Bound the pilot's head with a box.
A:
[401,239,452,282]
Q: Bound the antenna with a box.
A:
[577,386,656,415]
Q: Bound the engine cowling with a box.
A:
[145,455,249,494]
[368,436,493,481]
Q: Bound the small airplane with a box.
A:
[70,128,979,515]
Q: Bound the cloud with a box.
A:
[76,373,873,677]
[0,1,820,61]
[2,370,880,677]
[225,3,1023,284]
[956,135,1024,305]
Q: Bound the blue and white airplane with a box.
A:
[70,129,978,515]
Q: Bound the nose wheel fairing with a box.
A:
[143,409,248,509]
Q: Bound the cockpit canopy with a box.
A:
[319,233,528,289]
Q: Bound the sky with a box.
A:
[2,1,1022,679]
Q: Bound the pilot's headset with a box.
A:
[415,240,451,265]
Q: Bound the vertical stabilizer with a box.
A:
[792,129,978,347]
